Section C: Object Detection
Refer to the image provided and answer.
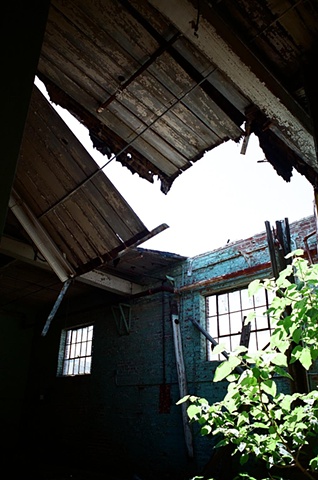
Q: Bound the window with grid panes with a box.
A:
[60,325,94,376]
[206,286,274,361]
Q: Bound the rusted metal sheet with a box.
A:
[14,86,162,275]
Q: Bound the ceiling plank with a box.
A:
[148,0,317,171]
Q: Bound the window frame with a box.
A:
[57,324,94,377]
[205,285,274,361]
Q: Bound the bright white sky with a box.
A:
[35,78,315,258]
[105,138,314,257]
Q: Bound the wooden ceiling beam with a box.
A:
[0,236,146,296]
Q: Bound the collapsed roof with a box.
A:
[37,0,318,192]
[2,0,318,306]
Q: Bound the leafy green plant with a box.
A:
[178,250,318,480]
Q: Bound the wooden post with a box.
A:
[171,301,194,458]
[266,219,309,394]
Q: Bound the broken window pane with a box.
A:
[206,286,272,360]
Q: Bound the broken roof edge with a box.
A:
[134,245,187,260]
[74,223,170,276]
[246,106,318,188]
[40,74,244,194]
[39,76,315,194]
[41,76,174,193]
[109,134,244,193]
[190,214,317,261]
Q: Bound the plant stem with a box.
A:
[256,380,316,479]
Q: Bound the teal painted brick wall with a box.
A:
[14,215,318,479]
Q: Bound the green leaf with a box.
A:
[213,343,228,355]
[215,438,228,449]
[268,425,276,435]
[285,249,304,259]
[201,424,212,435]
[237,411,249,427]
[278,394,293,411]
[213,356,242,382]
[309,455,318,470]
[290,345,303,363]
[292,327,302,344]
[176,395,190,405]
[299,346,312,370]
[277,264,293,281]
[187,404,202,419]
[245,311,256,324]
[270,332,289,354]
[225,396,240,414]
[261,393,269,403]
[282,316,292,332]
[273,366,293,380]
[239,453,250,466]
[237,474,257,479]
[309,305,318,316]
[248,279,261,297]
[262,379,277,397]
[311,348,318,362]
[241,374,257,387]
[253,421,269,429]
[233,345,248,355]
[276,276,292,289]
[270,352,287,367]
[252,367,261,379]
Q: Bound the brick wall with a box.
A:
[16,215,317,479]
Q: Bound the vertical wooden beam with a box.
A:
[171,301,194,458]
[265,220,279,279]
[266,219,309,394]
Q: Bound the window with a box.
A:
[59,325,94,376]
[206,287,274,361]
